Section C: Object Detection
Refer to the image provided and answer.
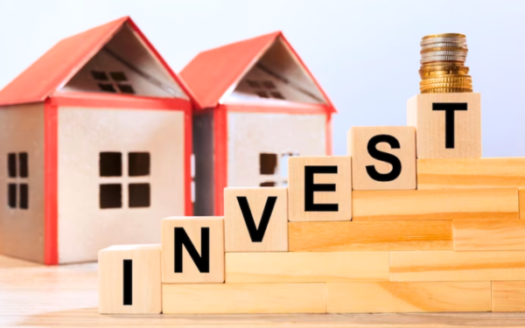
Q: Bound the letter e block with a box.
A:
[288,156,352,222]
[349,126,416,190]
[407,93,481,159]
[161,217,224,283]
[224,187,288,252]
[98,245,161,314]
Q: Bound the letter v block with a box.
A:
[224,187,288,252]
[349,126,416,190]
[161,217,224,283]
[407,93,481,159]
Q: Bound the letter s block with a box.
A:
[407,93,481,159]
[288,156,352,222]
[98,245,161,314]
[161,217,224,283]
[349,126,416,190]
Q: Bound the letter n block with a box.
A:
[224,187,288,252]
[98,245,161,314]
[407,93,481,159]
[349,126,416,190]
[288,156,352,222]
[161,217,224,283]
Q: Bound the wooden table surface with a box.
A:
[1,255,525,327]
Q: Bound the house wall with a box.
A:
[0,103,46,263]
[57,106,185,263]
[227,111,327,187]
[193,110,215,216]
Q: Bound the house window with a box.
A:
[91,70,135,95]
[246,79,286,100]
[259,152,298,187]
[7,152,29,209]
[99,152,151,209]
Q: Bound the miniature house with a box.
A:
[181,32,336,216]
[0,17,193,264]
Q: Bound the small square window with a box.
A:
[8,183,16,208]
[98,83,116,93]
[19,183,28,209]
[260,181,276,187]
[91,71,109,81]
[100,152,122,177]
[100,184,122,209]
[19,153,28,178]
[262,81,276,89]
[117,84,135,94]
[260,153,278,175]
[256,91,269,98]
[247,80,261,88]
[270,91,285,100]
[129,183,150,208]
[110,72,128,82]
[8,153,16,178]
[128,153,150,176]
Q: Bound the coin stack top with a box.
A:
[419,33,473,93]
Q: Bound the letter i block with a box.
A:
[407,93,481,159]
[98,245,161,314]
[288,156,352,222]
[349,126,416,190]
[161,217,224,283]
[224,187,288,252]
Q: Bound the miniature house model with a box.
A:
[181,32,336,216]
[0,17,193,264]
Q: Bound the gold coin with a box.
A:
[421,47,468,54]
[420,77,472,85]
[420,69,470,76]
[421,88,472,93]
[420,84,473,91]
[422,33,466,40]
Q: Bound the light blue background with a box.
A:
[0,0,523,157]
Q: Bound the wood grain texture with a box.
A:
[327,282,491,313]
[493,281,525,312]
[353,189,518,221]
[453,219,525,251]
[418,158,525,189]
[390,251,525,282]
[288,156,352,222]
[162,283,326,314]
[225,252,389,282]
[349,126,416,190]
[289,221,452,252]
[224,187,287,252]
[161,216,224,283]
[520,188,525,219]
[98,245,161,314]
[407,93,481,159]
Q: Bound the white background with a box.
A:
[1,0,523,156]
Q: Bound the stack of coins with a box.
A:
[419,33,473,93]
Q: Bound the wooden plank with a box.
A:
[162,283,326,314]
[493,281,525,312]
[390,251,525,282]
[353,189,518,221]
[418,158,525,189]
[289,221,452,252]
[327,282,491,313]
[520,188,525,219]
[225,252,389,283]
[453,219,525,251]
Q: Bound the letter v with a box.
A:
[236,196,277,242]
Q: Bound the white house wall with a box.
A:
[227,111,327,187]
[0,103,46,263]
[57,107,185,263]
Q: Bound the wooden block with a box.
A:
[349,126,416,190]
[520,188,525,219]
[327,282,491,313]
[161,216,224,283]
[492,281,525,312]
[98,245,161,314]
[288,156,352,222]
[162,283,326,314]
[225,252,389,282]
[390,250,525,281]
[407,93,481,159]
[353,188,518,221]
[453,219,525,251]
[418,158,525,189]
[224,187,287,252]
[289,221,452,252]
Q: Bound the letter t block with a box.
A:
[407,93,481,159]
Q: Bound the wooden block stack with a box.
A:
[98,92,525,314]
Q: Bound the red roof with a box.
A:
[0,17,195,107]
[180,31,335,112]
